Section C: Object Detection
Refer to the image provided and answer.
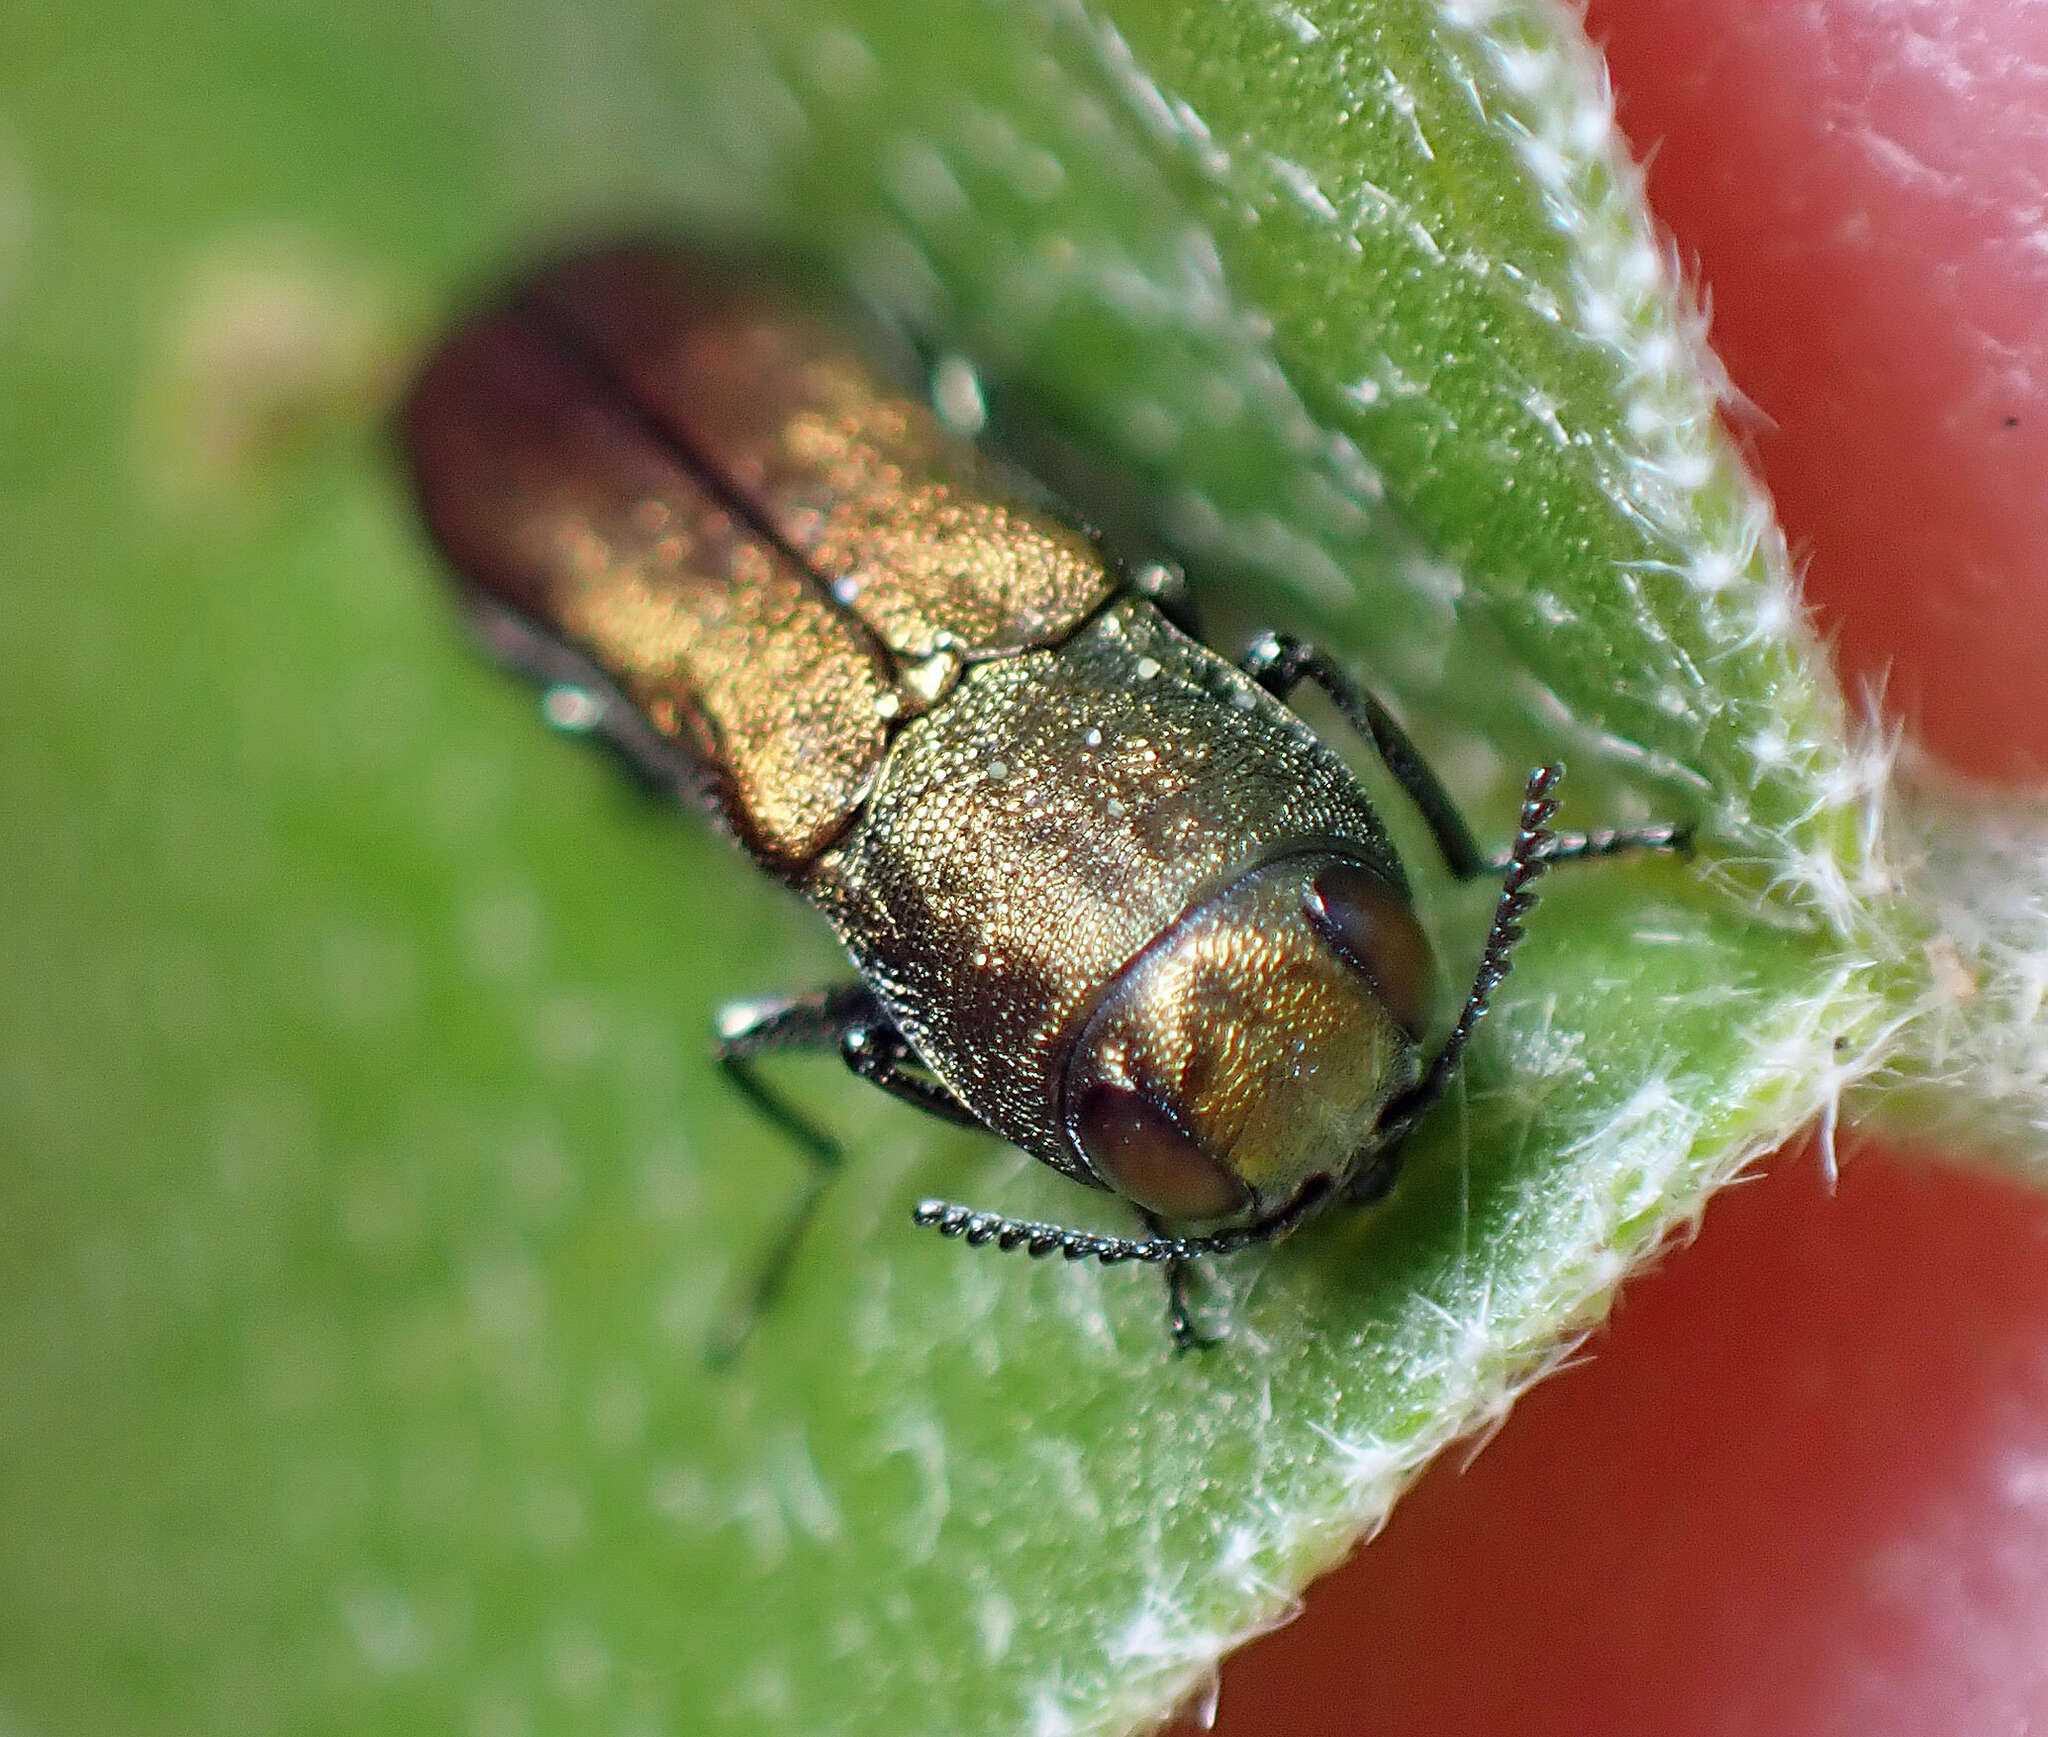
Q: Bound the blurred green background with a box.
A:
[0,1,1868,1732]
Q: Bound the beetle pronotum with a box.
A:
[402,245,1687,1351]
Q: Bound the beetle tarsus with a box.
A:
[1490,816,1693,872]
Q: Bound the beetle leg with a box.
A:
[709,990,854,1364]
[1139,1210,1224,1353]
[710,987,984,1362]
[1239,633,1494,881]
[837,1021,986,1130]
[716,986,866,1166]
[1164,1265,1217,1353]
[1373,765,1563,1153]
[708,988,889,1361]
[1243,632,1693,877]
[1342,1142,1406,1206]
[717,985,979,1135]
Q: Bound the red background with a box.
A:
[1185,5,2048,1732]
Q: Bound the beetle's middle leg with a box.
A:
[711,985,980,1360]
[717,985,981,1142]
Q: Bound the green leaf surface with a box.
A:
[0,1,1902,1733]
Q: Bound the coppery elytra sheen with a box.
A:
[401,245,1689,1352]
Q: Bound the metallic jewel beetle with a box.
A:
[402,244,1687,1350]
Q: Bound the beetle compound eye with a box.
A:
[1073,1084,1251,1223]
[1303,861,1436,1041]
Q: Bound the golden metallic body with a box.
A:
[529,251,1115,677]
[406,249,1122,868]
[404,247,1425,1235]
[809,600,1409,1195]
[403,294,892,864]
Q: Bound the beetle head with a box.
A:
[1061,853,1434,1225]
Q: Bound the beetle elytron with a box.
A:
[402,245,1687,1351]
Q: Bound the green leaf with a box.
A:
[0,1,1928,1734]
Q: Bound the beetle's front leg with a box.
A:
[1239,633,1494,880]
[1243,633,1692,873]
[710,985,980,1361]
